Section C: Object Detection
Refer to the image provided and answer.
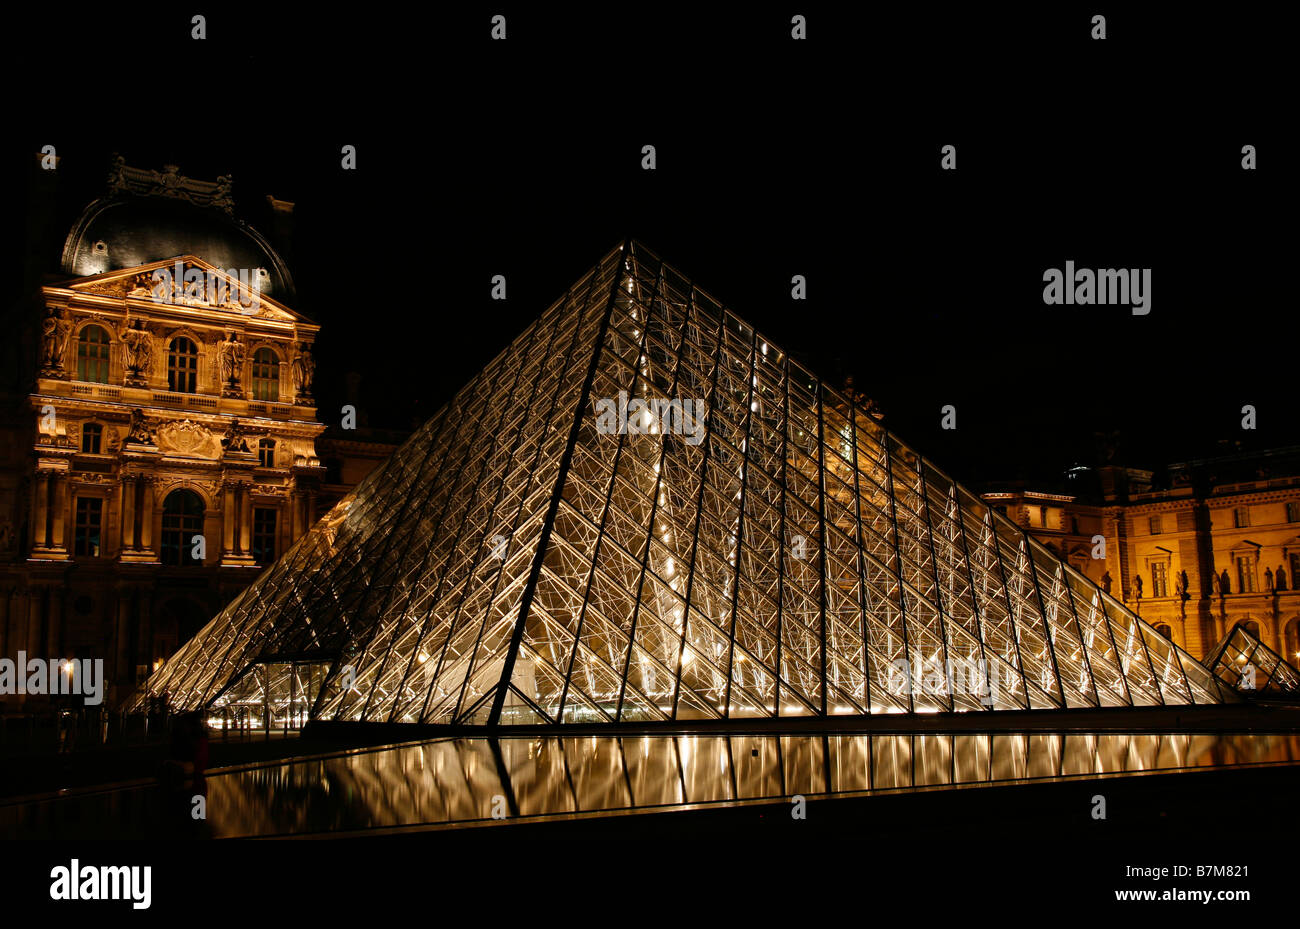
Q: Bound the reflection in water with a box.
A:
[5,731,1299,839]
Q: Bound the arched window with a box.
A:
[1242,619,1261,639]
[251,347,279,401]
[258,438,276,468]
[168,337,199,393]
[1153,623,1172,640]
[77,325,111,383]
[81,422,102,454]
[160,489,205,566]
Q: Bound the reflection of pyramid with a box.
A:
[131,241,1236,727]
[1205,623,1300,695]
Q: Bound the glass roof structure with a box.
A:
[129,241,1237,726]
[1205,623,1300,695]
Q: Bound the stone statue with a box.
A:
[119,319,153,378]
[40,308,72,374]
[213,174,233,212]
[126,408,152,444]
[105,154,126,189]
[1180,569,1189,597]
[1134,576,1143,598]
[1277,566,1288,592]
[221,418,251,454]
[291,341,315,399]
[1211,571,1221,596]
[1264,568,1274,592]
[39,310,59,370]
[1100,571,1112,594]
[1220,568,1231,595]
[218,332,245,391]
[1174,571,1185,598]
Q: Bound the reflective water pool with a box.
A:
[5,730,1299,838]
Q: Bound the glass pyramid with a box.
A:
[129,240,1236,727]
[1205,622,1300,695]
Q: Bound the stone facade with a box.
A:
[0,162,393,711]
[984,464,1300,663]
[0,257,329,709]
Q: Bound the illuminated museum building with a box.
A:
[3,165,1296,721]
[986,459,1300,664]
[0,161,391,709]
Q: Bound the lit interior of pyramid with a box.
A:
[129,241,1237,728]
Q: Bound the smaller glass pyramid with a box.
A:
[1205,623,1300,695]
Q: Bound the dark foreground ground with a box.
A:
[3,762,1293,917]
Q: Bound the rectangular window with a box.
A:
[74,497,103,556]
[1291,554,1300,590]
[1288,501,1300,523]
[1149,515,1161,534]
[1234,507,1250,528]
[1236,555,1256,594]
[252,507,277,565]
[1151,562,1168,598]
[77,327,111,384]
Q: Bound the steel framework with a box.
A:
[129,241,1239,726]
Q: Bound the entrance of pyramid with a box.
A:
[207,660,331,735]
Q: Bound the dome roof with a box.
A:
[61,161,294,299]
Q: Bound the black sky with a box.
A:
[6,5,1294,494]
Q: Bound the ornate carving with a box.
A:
[221,418,252,454]
[155,420,220,459]
[39,307,73,376]
[218,331,246,395]
[105,157,235,214]
[291,341,315,401]
[119,318,153,384]
[126,408,154,444]
[84,271,156,299]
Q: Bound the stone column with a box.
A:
[3,588,20,657]
[1266,609,1282,655]
[114,590,133,690]
[0,586,9,658]
[139,478,155,552]
[26,588,43,658]
[223,484,236,554]
[47,587,64,657]
[137,589,153,674]
[50,473,69,551]
[120,477,137,551]
[307,490,317,527]
[238,482,252,555]
[290,491,303,542]
[32,472,49,550]
[1173,614,1187,650]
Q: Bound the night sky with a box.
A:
[6,5,1294,495]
